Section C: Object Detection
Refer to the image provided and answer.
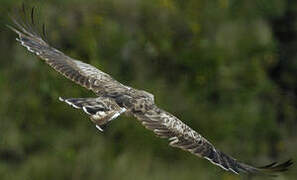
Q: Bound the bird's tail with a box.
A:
[59,97,126,131]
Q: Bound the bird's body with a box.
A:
[8,7,292,176]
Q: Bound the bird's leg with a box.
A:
[59,96,126,132]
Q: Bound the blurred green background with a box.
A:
[0,0,296,179]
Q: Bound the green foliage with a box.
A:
[0,0,296,179]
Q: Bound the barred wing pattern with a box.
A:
[8,17,126,95]
[9,8,292,176]
[133,105,293,175]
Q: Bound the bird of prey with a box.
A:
[8,7,292,176]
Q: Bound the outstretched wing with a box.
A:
[8,8,127,95]
[9,7,292,176]
[132,105,293,175]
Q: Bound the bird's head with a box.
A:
[137,90,155,103]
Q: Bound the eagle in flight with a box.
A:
[8,7,292,176]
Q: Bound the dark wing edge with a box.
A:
[132,105,293,176]
[8,7,120,92]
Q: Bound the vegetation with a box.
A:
[0,0,296,179]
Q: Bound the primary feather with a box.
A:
[8,6,293,176]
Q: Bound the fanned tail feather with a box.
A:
[59,97,126,132]
[58,97,109,115]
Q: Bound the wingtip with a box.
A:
[7,24,19,34]
[257,159,294,175]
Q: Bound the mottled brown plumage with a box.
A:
[8,7,293,176]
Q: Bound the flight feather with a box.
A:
[8,6,293,176]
